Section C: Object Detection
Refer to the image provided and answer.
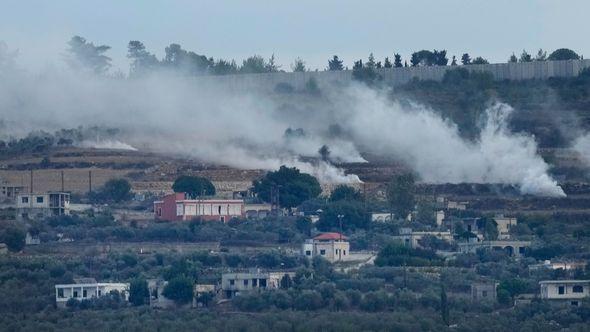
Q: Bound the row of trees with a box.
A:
[65,36,583,76]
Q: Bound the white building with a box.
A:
[0,179,26,203]
[539,280,590,306]
[221,270,295,298]
[393,228,453,249]
[55,278,129,308]
[302,232,350,263]
[494,215,517,240]
[371,213,392,223]
[17,192,70,221]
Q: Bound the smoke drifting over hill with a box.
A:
[0,44,567,196]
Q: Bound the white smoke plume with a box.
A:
[0,45,566,195]
[329,86,565,197]
[573,134,590,165]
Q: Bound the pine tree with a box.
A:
[461,53,471,65]
[394,54,403,67]
[383,57,392,68]
[451,55,457,66]
[328,55,344,71]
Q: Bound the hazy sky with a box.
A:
[1,0,589,72]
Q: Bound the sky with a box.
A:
[1,0,589,73]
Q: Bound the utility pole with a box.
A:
[88,170,92,193]
[337,214,344,261]
[61,170,65,192]
[29,169,33,193]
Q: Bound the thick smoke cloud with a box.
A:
[330,87,565,197]
[0,46,566,196]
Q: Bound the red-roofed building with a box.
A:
[303,232,350,263]
[154,193,244,222]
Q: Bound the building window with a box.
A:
[259,279,267,288]
[573,285,584,293]
[482,291,488,297]
[320,249,326,255]
[98,290,102,296]
[252,279,258,287]
[229,279,235,286]
[36,196,44,203]
[57,288,64,298]
[243,280,249,286]
[343,250,346,255]
[21,197,29,204]
[558,286,565,294]
[83,290,87,298]
[305,250,311,256]
[73,290,78,298]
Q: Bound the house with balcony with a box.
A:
[302,232,350,263]
[539,280,590,306]
[221,269,295,298]
[17,191,70,221]
[55,278,129,308]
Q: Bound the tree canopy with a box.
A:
[66,36,111,74]
[100,178,132,203]
[328,55,344,71]
[172,176,216,198]
[252,166,321,209]
[386,174,415,220]
[329,185,362,202]
[162,276,194,305]
[548,48,580,61]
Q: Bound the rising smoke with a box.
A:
[0,42,568,196]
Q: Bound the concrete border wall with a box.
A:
[196,59,590,91]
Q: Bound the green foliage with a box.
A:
[471,56,489,64]
[352,59,381,85]
[317,200,370,231]
[100,178,132,203]
[66,35,111,74]
[162,276,194,305]
[440,285,449,326]
[0,223,25,252]
[375,243,441,267]
[329,185,362,202]
[548,48,580,61]
[328,55,344,71]
[252,166,321,209]
[386,174,415,220]
[304,77,320,95]
[498,278,528,302]
[172,175,215,198]
[129,278,149,306]
[292,58,306,72]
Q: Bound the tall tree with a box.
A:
[386,173,415,220]
[162,276,194,305]
[508,53,518,63]
[172,176,216,198]
[450,56,457,66]
[519,50,532,62]
[129,278,149,306]
[441,285,450,326]
[66,36,111,74]
[328,55,344,71]
[252,166,321,209]
[162,43,211,75]
[291,58,306,72]
[535,49,547,61]
[433,50,448,66]
[265,54,280,72]
[366,53,376,69]
[411,50,436,66]
[461,53,471,65]
[127,40,159,77]
[394,54,403,67]
[383,57,392,68]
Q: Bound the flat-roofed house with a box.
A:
[55,278,129,308]
[221,270,295,298]
[17,192,70,221]
[154,192,244,222]
[539,280,590,306]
